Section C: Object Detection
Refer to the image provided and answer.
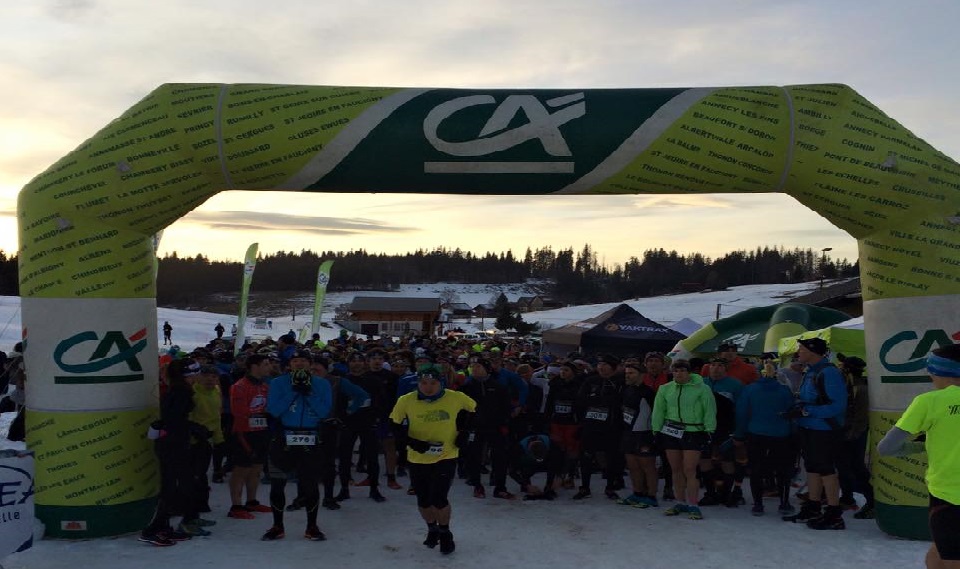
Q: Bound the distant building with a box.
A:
[445,302,475,317]
[516,295,545,313]
[345,296,442,337]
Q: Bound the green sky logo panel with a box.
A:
[308,88,686,195]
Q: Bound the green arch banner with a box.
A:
[17,84,960,538]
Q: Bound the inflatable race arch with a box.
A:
[17,84,959,538]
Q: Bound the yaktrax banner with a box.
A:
[310,260,334,336]
[16,83,959,539]
[234,242,258,355]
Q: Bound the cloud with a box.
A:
[183,210,416,235]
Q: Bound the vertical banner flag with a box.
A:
[234,243,259,355]
[311,260,335,336]
[151,231,163,279]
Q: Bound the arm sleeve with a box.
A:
[388,395,406,425]
[341,378,371,415]
[877,426,925,456]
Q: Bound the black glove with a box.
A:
[291,369,312,395]
[406,437,432,454]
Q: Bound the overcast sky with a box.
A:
[3,0,959,266]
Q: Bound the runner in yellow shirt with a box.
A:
[390,365,476,555]
[878,343,960,569]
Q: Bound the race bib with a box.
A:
[249,416,268,429]
[661,421,685,439]
[426,442,444,455]
[622,408,637,425]
[286,432,317,446]
[585,407,609,421]
[554,402,573,415]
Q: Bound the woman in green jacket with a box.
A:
[652,360,716,520]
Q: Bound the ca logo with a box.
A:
[423,93,585,174]
[879,329,956,374]
[53,329,147,384]
[317,273,329,286]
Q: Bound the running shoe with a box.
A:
[193,518,217,527]
[304,525,326,541]
[493,489,516,500]
[354,478,371,487]
[245,501,272,513]
[387,479,403,490]
[227,506,255,520]
[322,498,341,510]
[636,496,659,508]
[778,502,796,515]
[138,532,176,546]
[177,521,211,537]
[370,489,387,503]
[159,528,192,541]
[664,503,688,516]
[406,487,417,496]
[604,487,620,500]
[473,485,486,498]
[687,506,704,520]
[853,504,876,519]
[572,488,592,500]
[617,493,644,506]
[542,489,558,501]
[751,504,765,516]
[335,488,351,501]
[261,525,285,541]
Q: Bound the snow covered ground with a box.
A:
[0,279,836,354]
[0,279,931,569]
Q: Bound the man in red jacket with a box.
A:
[701,343,758,386]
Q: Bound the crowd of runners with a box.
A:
[130,327,960,565]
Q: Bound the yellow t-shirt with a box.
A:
[896,384,960,504]
[389,390,476,465]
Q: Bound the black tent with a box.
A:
[541,304,686,358]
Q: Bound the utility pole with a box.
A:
[820,247,833,290]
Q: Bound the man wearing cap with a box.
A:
[782,337,848,530]
[701,343,759,386]
[390,365,477,555]
[261,349,333,541]
[878,343,960,569]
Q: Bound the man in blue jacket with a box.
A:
[783,337,848,530]
[262,349,333,541]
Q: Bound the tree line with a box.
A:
[0,245,857,306]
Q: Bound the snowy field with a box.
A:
[0,279,838,354]
[3,278,925,569]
